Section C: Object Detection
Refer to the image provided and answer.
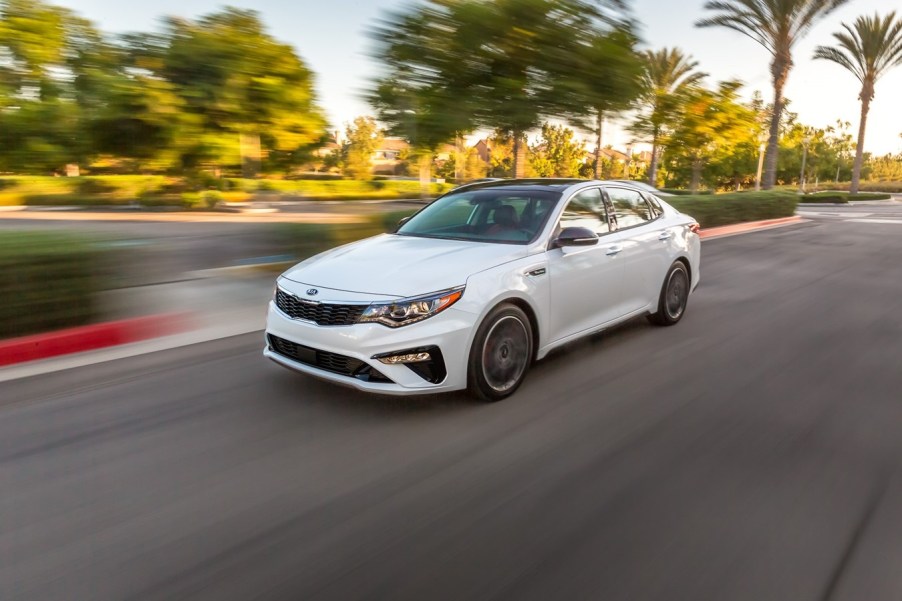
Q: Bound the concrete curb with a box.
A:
[699,216,804,240]
[0,313,192,367]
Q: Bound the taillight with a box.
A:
[689,222,700,234]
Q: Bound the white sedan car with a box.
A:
[265,179,700,401]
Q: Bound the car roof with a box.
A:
[454,178,586,192]
[453,178,663,194]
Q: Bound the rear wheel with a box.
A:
[468,304,533,401]
[648,261,690,326]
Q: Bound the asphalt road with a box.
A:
[3,210,902,600]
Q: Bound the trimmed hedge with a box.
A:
[798,191,891,203]
[819,181,902,194]
[659,188,713,196]
[268,210,418,261]
[667,191,798,229]
[0,233,108,338]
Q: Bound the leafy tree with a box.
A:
[342,116,382,180]
[131,8,327,175]
[814,12,902,193]
[866,152,902,181]
[0,0,69,99]
[368,1,481,188]
[529,123,585,177]
[824,120,855,182]
[0,0,89,171]
[630,48,706,186]
[563,26,643,179]
[435,146,488,182]
[666,80,756,192]
[486,130,514,178]
[470,0,627,177]
[87,74,187,170]
[697,0,848,189]
[461,148,489,181]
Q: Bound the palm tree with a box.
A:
[814,12,902,193]
[697,0,848,189]
[631,48,706,186]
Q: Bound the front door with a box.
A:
[547,187,625,342]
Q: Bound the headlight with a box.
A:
[359,287,464,328]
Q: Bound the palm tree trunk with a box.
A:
[648,127,660,186]
[513,132,526,178]
[851,94,870,195]
[454,134,463,182]
[764,58,790,190]
[418,152,432,198]
[594,111,604,180]
[690,157,703,193]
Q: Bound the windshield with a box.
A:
[397,189,561,244]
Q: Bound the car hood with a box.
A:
[281,234,527,297]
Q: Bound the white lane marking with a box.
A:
[847,218,902,225]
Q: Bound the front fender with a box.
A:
[457,255,550,356]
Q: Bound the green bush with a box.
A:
[660,188,714,196]
[819,181,902,193]
[668,191,798,229]
[268,209,419,261]
[798,191,890,203]
[0,233,108,338]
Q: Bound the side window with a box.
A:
[607,187,653,229]
[647,194,663,218]
[557,188,610,235]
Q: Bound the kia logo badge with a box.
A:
[306,288,319,296]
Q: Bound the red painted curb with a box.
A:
[0,313,191,367]
[699,215,803,239]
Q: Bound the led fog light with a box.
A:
[378,352,432,365]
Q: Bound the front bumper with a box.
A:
[263,301,475,395]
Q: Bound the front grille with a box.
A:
[269,334,363,376]
[275,289,366,326]
[268,334,392,383]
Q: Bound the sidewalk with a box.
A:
[0,273,273,383]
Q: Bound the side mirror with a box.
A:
[552,227,599,248]
[394,216,412,232]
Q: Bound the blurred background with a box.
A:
[2,1,902,599]
[1,0,900,339]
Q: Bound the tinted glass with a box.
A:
[647,194,664,217]
[607,187,653,229]
[557,188,610,235]
[397,189,561,244]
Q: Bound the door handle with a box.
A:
[658,231,673,241]
[606,245,623,256]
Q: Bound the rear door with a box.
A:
[603,186,671,313]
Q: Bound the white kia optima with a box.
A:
[265,179,700,400]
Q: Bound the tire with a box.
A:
[467,303,533,401]
[648,261,690,326]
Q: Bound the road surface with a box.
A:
[3,208,902,600]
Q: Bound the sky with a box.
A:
[55,0,902,155]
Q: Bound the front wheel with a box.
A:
[468,303,533,401]
[648,261,690,326]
